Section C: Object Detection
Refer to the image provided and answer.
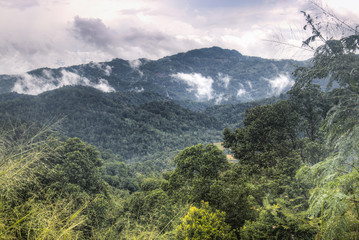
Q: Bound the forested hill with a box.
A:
[0,85,225,160]
[0,47,301,105]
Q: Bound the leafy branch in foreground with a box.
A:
[294,4,359,239]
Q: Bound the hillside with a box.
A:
[0,86,223,160]
[0,47,301,106]
[0,47,297,161]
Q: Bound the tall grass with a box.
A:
[0,122,87,239]
[0,121,186,239]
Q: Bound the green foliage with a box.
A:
[43,137,106,195]
[0,124,90,239]
[123,188,188,236]
[102,161,140,192]
[240,197,316,240]
[223,100,301,179]
[173,144,228,180]
[293,7,359,239]
[168,144,229,202]
[166,144,255,235]
[289,84,330,141]
[175,201,237,240]
[207,176,254,229]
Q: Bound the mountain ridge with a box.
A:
[0,46,302,105]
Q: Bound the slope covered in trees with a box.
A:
[0,86,223,160]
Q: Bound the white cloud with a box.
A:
[217,72,231,88]
[103,65,112,76]
[0,0,357,74]
[214,93,229,104]
[128,59,144,77]
[89,62,112,76]
[237,88,247,97]
[11,69,115,95]
[170,72,214,100]
[93,78,115,92]
[129,59,142,69]
[265,73,294,95]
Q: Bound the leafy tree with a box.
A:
[168,144,229,202]
[42,137,106,196]
[293,5,359,239]
[0,124,112,239]
[289,84,329,141]
[207,174,255,230]
[223,100,300,177]
[287,84,330,165]
[125,188,181,231]
[173,143,228,180]
[240,197,316,240]
[221,100,309,235]
[102,161,140,192]
[175,201,237,240]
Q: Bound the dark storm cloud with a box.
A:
[71,16,172,54]
[70,15,185,58]
[72,16,116,49]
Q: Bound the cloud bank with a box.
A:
[11,69,115,95]
[265,74,294,95]
[217,73,231,88]
[237,88,247,97]
[72,16,116,50]
[0,0,314,75]
[0,0,357,75]
[171,72,214,100]
[89,62,112,76]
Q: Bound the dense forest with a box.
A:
[1,9,359,240]
[0,88,222,161]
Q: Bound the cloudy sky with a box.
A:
[0,0,357,74]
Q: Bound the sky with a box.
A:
[0,0,358,74]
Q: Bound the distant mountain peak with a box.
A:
[168,46,243,60]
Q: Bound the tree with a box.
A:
[240,197,316,240]
[42,137,106,196]
[293,4,359,239]
[289,84,329,141]
[223,100,300,176]
[168,144,229,202]
[288,84,330,165]
[175,201,236,240]
[173,143,229,180]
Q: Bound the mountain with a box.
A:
[0,47,301,105]
[0,47,300,160]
